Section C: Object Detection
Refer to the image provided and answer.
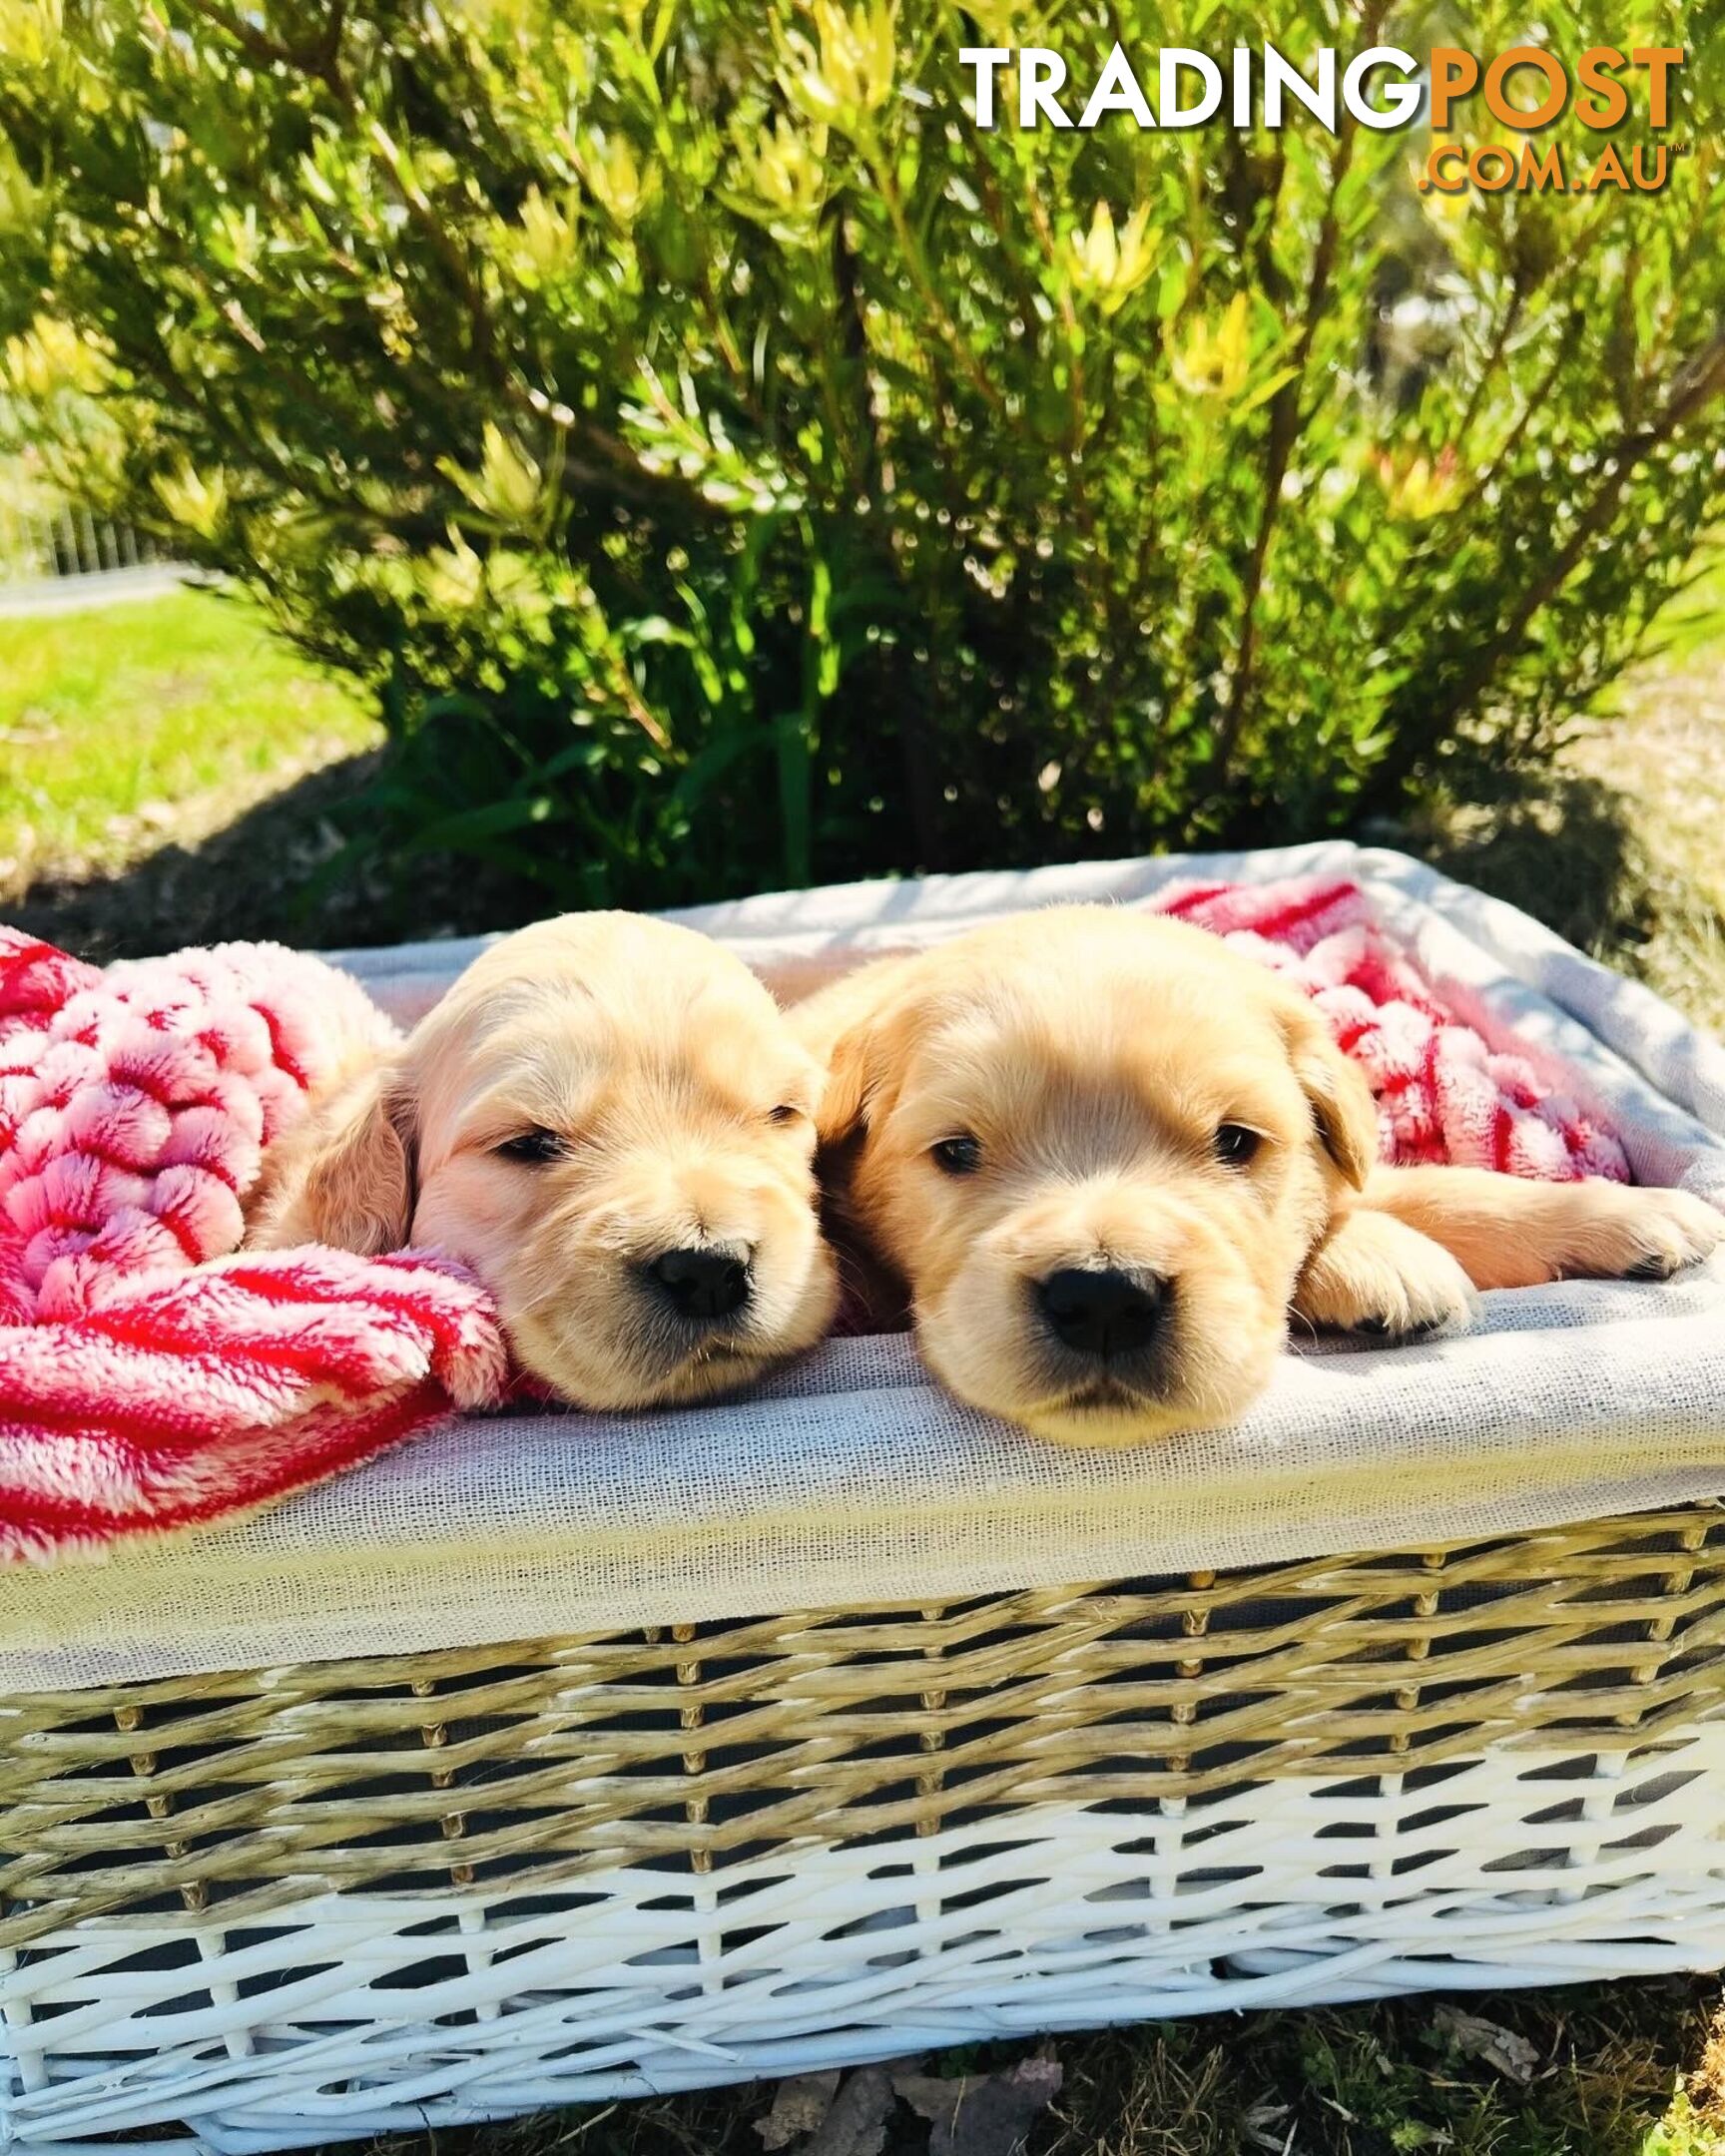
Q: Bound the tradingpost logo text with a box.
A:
[957,44,1686,195]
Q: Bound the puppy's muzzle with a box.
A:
[1036,1266,1167,1361]
[645,1245,753,1326]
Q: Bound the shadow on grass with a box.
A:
[10,749,535,960]
[1404,766,1654,964]
[1043,1981,1719,2156]
[1407,762,1725,1034]
[14,747,1719,1023]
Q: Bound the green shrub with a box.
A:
[3,0,1723,907]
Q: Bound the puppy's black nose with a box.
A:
[648,1248,752,1323]
[1037,1267,1165,1359]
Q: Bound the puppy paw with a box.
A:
[1294,1211,1480,1342]
[1556,1184,1724,1283]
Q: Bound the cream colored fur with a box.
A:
[794,906,1721,1445]
[251,914,838,1410]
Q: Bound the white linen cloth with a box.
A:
[4,842,1722,1691]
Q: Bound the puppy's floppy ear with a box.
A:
[793,955,924,1151]
[1284,1005,1379,1192]
[268,1065,418,1254]
[817,1024,882,1152]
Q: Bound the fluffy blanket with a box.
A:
[1154,875,1628,1181]
[0,878,1627,1566]
[0,929,505,1564]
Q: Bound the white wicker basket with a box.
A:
[4,845,1725,2155]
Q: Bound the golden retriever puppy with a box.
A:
[251,914,838,1409]
[795,907,1721,1445]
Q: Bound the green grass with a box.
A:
[1045,1988,1722,2156]
[0,586,377,894]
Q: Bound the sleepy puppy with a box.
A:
[250,914,838,1409]
[795,906,1721,1446]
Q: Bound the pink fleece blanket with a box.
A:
[0,929,505,1564]
[1154,875,1628,1181]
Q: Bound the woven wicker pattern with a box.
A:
[8,1504,1725,2152]
[10,1741,1725,2153]
[6,1505,1724,1955]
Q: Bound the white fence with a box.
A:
[0,500,166,584]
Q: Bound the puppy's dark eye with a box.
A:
[1214,1123,1262,1169]
[767,1104,802,1127]
[932,1134,982,1176]
[493,1127,564,1165]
